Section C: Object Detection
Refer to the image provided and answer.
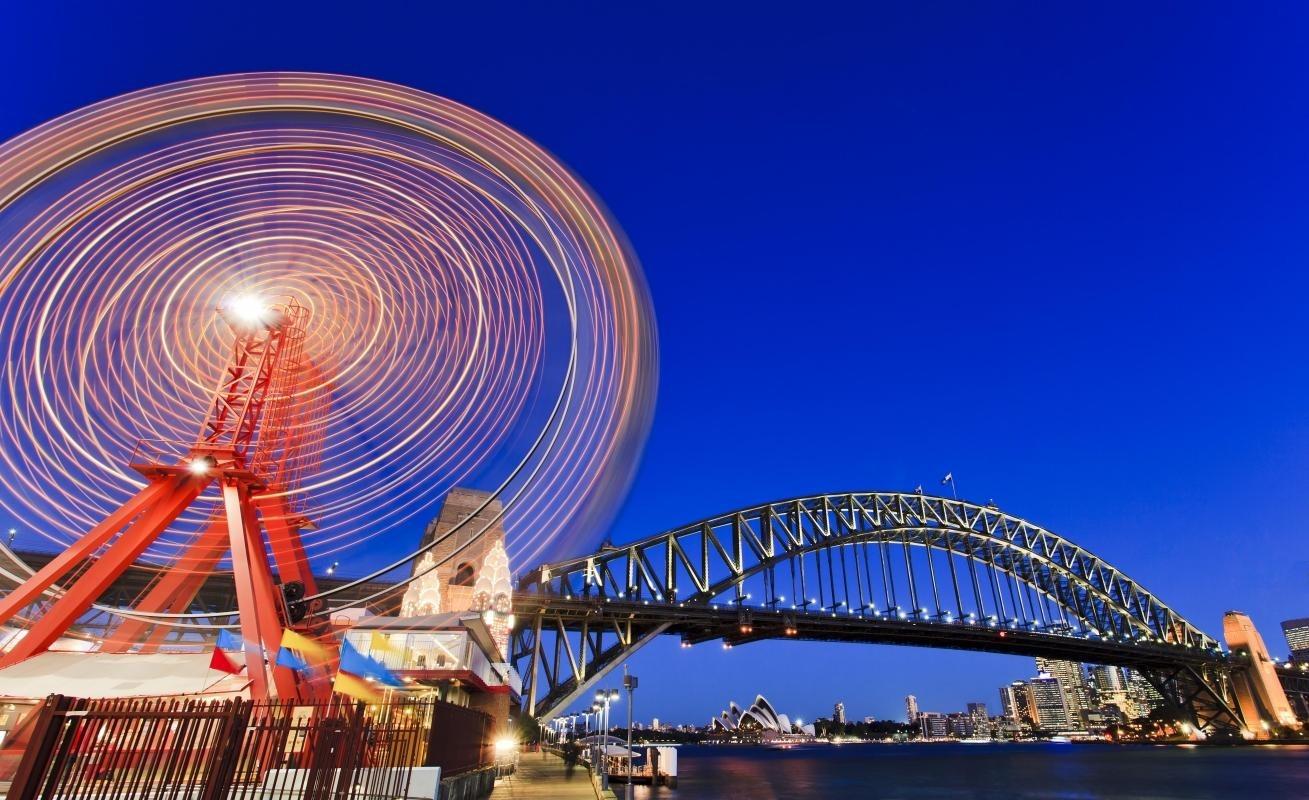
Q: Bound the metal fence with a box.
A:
[422,700,493,779]
[4,693,490,800]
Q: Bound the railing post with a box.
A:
[7,694,73,800]
[200,698,252,800]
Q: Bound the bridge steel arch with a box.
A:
[511,491,1243,734]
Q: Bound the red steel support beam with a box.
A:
[99,517,229,653]
[0,473,210,666]
[257,494,316,594]
[0,478,174,627]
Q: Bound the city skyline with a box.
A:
[2,4,1307,725]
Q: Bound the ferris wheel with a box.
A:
[0,73,657,698]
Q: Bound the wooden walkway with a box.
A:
[489,750,616,799]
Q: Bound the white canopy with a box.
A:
[0,652,248,699]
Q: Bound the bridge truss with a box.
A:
[511,491,1243,734]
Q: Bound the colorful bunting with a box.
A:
[275,647,310,672]
[209,647,242,675]
[332,670,381,703]
[280,629,329,663]
[340,639,404,687]
[216,629,242,652]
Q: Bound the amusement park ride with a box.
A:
[0,294,329,701]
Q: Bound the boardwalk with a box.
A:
[490,750,615,800]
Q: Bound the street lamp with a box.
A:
[594,688,620,788]
[623,668,639,800]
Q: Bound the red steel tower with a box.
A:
[0,295,328,700]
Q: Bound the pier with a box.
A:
[490,750,616,800]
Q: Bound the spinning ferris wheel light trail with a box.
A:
[0,73,658,695]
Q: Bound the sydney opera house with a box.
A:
[710,695,797,735]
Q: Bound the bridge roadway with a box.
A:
[512,594,1229,670]
[511,592,1240,737]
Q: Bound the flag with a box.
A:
[940,473,953,485]
[914,485,923,494]
[209,647,242,675]
[216,629,241,652]
[340,639,404,687]
[333,670,381,703]
[279,629,329,664]
[275,647,310,672]
[370,631,397,654]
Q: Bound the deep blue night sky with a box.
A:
[2,3,1306,725]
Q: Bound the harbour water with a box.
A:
[626,742,1309,799]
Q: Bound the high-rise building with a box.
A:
[905,695,920,723]
[833,702,846,725]
[966,702,990,735]
[1282,618,1309,663]
[1028,673,1073,731]
[944,712,973,738]
[919,712,948,740]
[1090,664,1125,693]
[999,681,1032,726]
[1035,657,1091,725]
[1123,668,1165,720]
[1088,665,1133,717]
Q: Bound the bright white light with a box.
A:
[188,458,210,475]
[230,293,267,321]
[223,293,276,330]
[494,736,518,753]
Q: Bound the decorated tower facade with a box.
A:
[399,487,513,656]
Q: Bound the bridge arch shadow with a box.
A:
[512,492,1242,734]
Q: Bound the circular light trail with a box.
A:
[0,73,658,608]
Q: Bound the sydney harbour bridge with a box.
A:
[509,490,1249,734]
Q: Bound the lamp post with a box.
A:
[594,687,619,789]
[590,702,602,779]
[624,668,638,800]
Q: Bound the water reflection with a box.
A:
[627,742,1309,800]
